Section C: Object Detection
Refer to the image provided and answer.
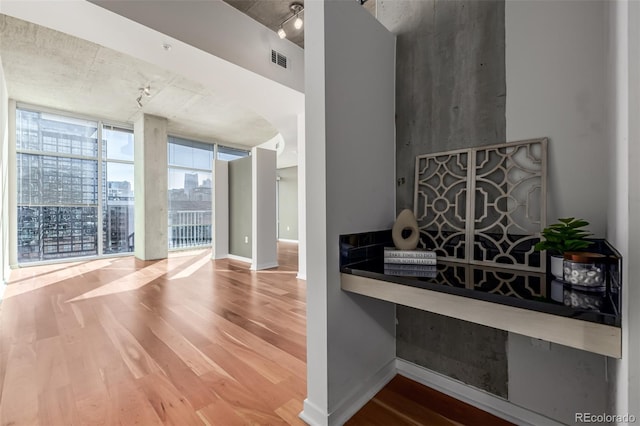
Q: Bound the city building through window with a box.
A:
[168,136,215,250]
[16,106,250,263]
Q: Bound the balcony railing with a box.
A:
[168,210,212,249]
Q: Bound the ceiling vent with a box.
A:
[271,49,288,69]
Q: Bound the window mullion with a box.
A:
[97,123,104,257]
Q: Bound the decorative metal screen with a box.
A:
[414,138,547,272]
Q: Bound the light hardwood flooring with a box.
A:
[0,243,512,425]
[1,243,306,425]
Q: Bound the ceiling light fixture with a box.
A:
[136,85,151,108]
[139,85,151,97]
[277,2,304,40]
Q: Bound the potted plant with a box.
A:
[534,217,593,278]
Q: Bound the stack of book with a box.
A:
[383,247,437,278]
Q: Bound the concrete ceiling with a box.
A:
[0,14,279,148]
[222,0,376,49]
[223,0,306,48]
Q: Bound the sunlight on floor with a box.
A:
[4,259,114,299]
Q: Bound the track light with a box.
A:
[140,85,151,97]
[135,84,151,108]
[277,2,303,40]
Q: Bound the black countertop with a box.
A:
[340,230,621,327]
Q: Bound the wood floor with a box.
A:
[1,244,306,425]
[0,242,511,425]
[347,375,513,426]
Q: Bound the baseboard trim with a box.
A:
[226,254,251,263]
[296,273,307,280]
[251,261,279,270]
[300,399,328,426]
[278,238,299,243]
[396,359,563,426]
[299,359,396,426]
[328,358,396,426]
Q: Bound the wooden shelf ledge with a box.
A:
[341,273,621,358]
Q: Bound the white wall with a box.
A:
[506,0,608,236]
[212,159,229,260]
[608,0,640,419]
[252,147,278,270]
[297,113,306,280]
[302,1,396,425]
[0,57,9,285]
[505,1,612,422]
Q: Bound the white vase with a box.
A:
[550,255,564,279]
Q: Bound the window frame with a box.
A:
[14,103,135,266]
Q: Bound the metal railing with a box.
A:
[168,210,212,249]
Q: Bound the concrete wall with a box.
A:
[229,156,252,259]
[278,166,298,241]
[134,114,168,261]
[396,308,508,398]
[251,147,277,270]
[0,57,9,285]
[378,0,506,211]
[302,1,396,425]
[377,0,509,399]
[608,0,640,419]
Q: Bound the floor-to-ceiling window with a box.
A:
[167,136,214,249]
[16,106,134,264]
[102,125,135,254]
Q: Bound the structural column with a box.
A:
[134,114,168,260]
[251,147,278,270]
[212,159,229,259]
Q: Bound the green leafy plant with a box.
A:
[534,217,593,256]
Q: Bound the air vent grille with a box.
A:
[271,49,288,69]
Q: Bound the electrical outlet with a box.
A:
[244,236,248,243]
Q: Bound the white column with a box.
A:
[301,1,396,425]
[8,99,17,271]
[297,113,307,280]
[251,147,278,270]
[212,159,229,259]
[134,114,168,260]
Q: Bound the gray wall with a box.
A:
[378,0,509,399]
[229,156,252,259]
[278,166,298,240]
[505,1,609,424]
[303,1,397,423]
[379,0,612,424]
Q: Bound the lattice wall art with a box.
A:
[414,138,547,272]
